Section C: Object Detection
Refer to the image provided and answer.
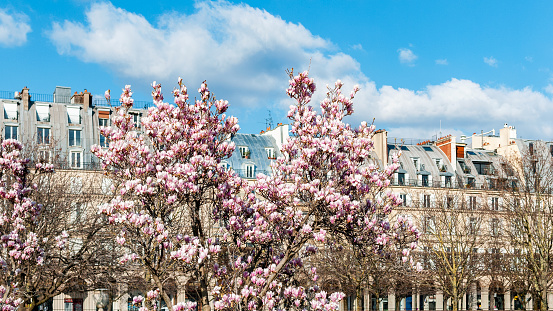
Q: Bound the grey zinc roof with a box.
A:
[227,133,280,178]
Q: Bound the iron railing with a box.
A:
[92,98,154,109]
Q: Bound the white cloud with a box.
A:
[46,2,553,140]
[0,8,31,46]
[397,48,417,66]
[47,1,335,108]
[435,58,448,65]
[484,56,498,67]
[351,43,363,51]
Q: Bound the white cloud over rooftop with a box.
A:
[47,1,553,140]
[0,8,31,47]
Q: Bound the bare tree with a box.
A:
[501,141,553,311]
[418,189,489,311]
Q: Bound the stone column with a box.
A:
[413,288,418,311]
[389,290,396,311]
[436,291,444,311]
[527,295,533,311]
[547,292,553,311]
[481,287,489,311]
[505,291,511,311]
[471,283,478,310]
[463,292,467,311]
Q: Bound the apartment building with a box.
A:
[2,85,551,311]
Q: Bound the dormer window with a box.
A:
[265,147,275,159]
[239,146,250,159]
[67,107,81,124]
[36,104,50,122]
[4,102,18,120]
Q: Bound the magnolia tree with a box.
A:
[0,140,53,311]
[93,70,418,311]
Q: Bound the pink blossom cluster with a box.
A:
[93,71,419,311]
[0,139,53,310]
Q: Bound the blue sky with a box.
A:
[2,1,553,140]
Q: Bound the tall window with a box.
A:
[5,125,17,140]
[424,216,435,233]
[70,151,82,169]
[99,116,109,148]
[490,197,500,211]
[37,127,50,144]
[265,147,275,159]
[397,173,405,185]
[491,218,501,236]
[399,194,407,207]
[69,129,81,146]
[423,194,431,208]
[468,196,477,209]
[245,164,255,178]
[446,196,454,209]
[469,217,478,235]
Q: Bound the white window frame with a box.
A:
[38,149,51,163]
[68,129,82,147]
[423,194,431,208]
[245,164,255,178]
[99,117,109,148]
[265,147,275,159]
[70,150,83,169]
[36,104,50,122]
[4,102,18,120]
[37,126,51,144]
[4,124,18,140]
[239,146,250,159]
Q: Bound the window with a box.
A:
[469,217,478,235]
[99,115,109,148]
[490,197,500,210]
[468,196,477,209]
[38,149,50,163]
[412,158,420,171]
[423,194,431,208]
[445,176,452,187]
[423,216,435,233]
[69,129,81,146]
[399,194,407,207]
[70,151,82,169]
[265,147,275,159]
[422,175,429,187]
[474,162,494,175]
[467,177,475,188]
[459,160,471,174]
[529,142,534,155]
[36,104,50,122]
[5,125,17,140]
[67,107,81,124]
[129,112,141,128]
[37,127,50,144]
[245,164,255,178]
[69,203,82,224]
[4,102,18,120]
[491,218,501,236]
[397,173,405,185]
[446,196,454,209]
[239,146,250,159]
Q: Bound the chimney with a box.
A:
[83,89,91,111]
[21,86,30,110]
[373,129,388,166]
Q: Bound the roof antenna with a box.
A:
[266,110,274,131]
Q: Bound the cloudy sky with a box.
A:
[2,1,553,140]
